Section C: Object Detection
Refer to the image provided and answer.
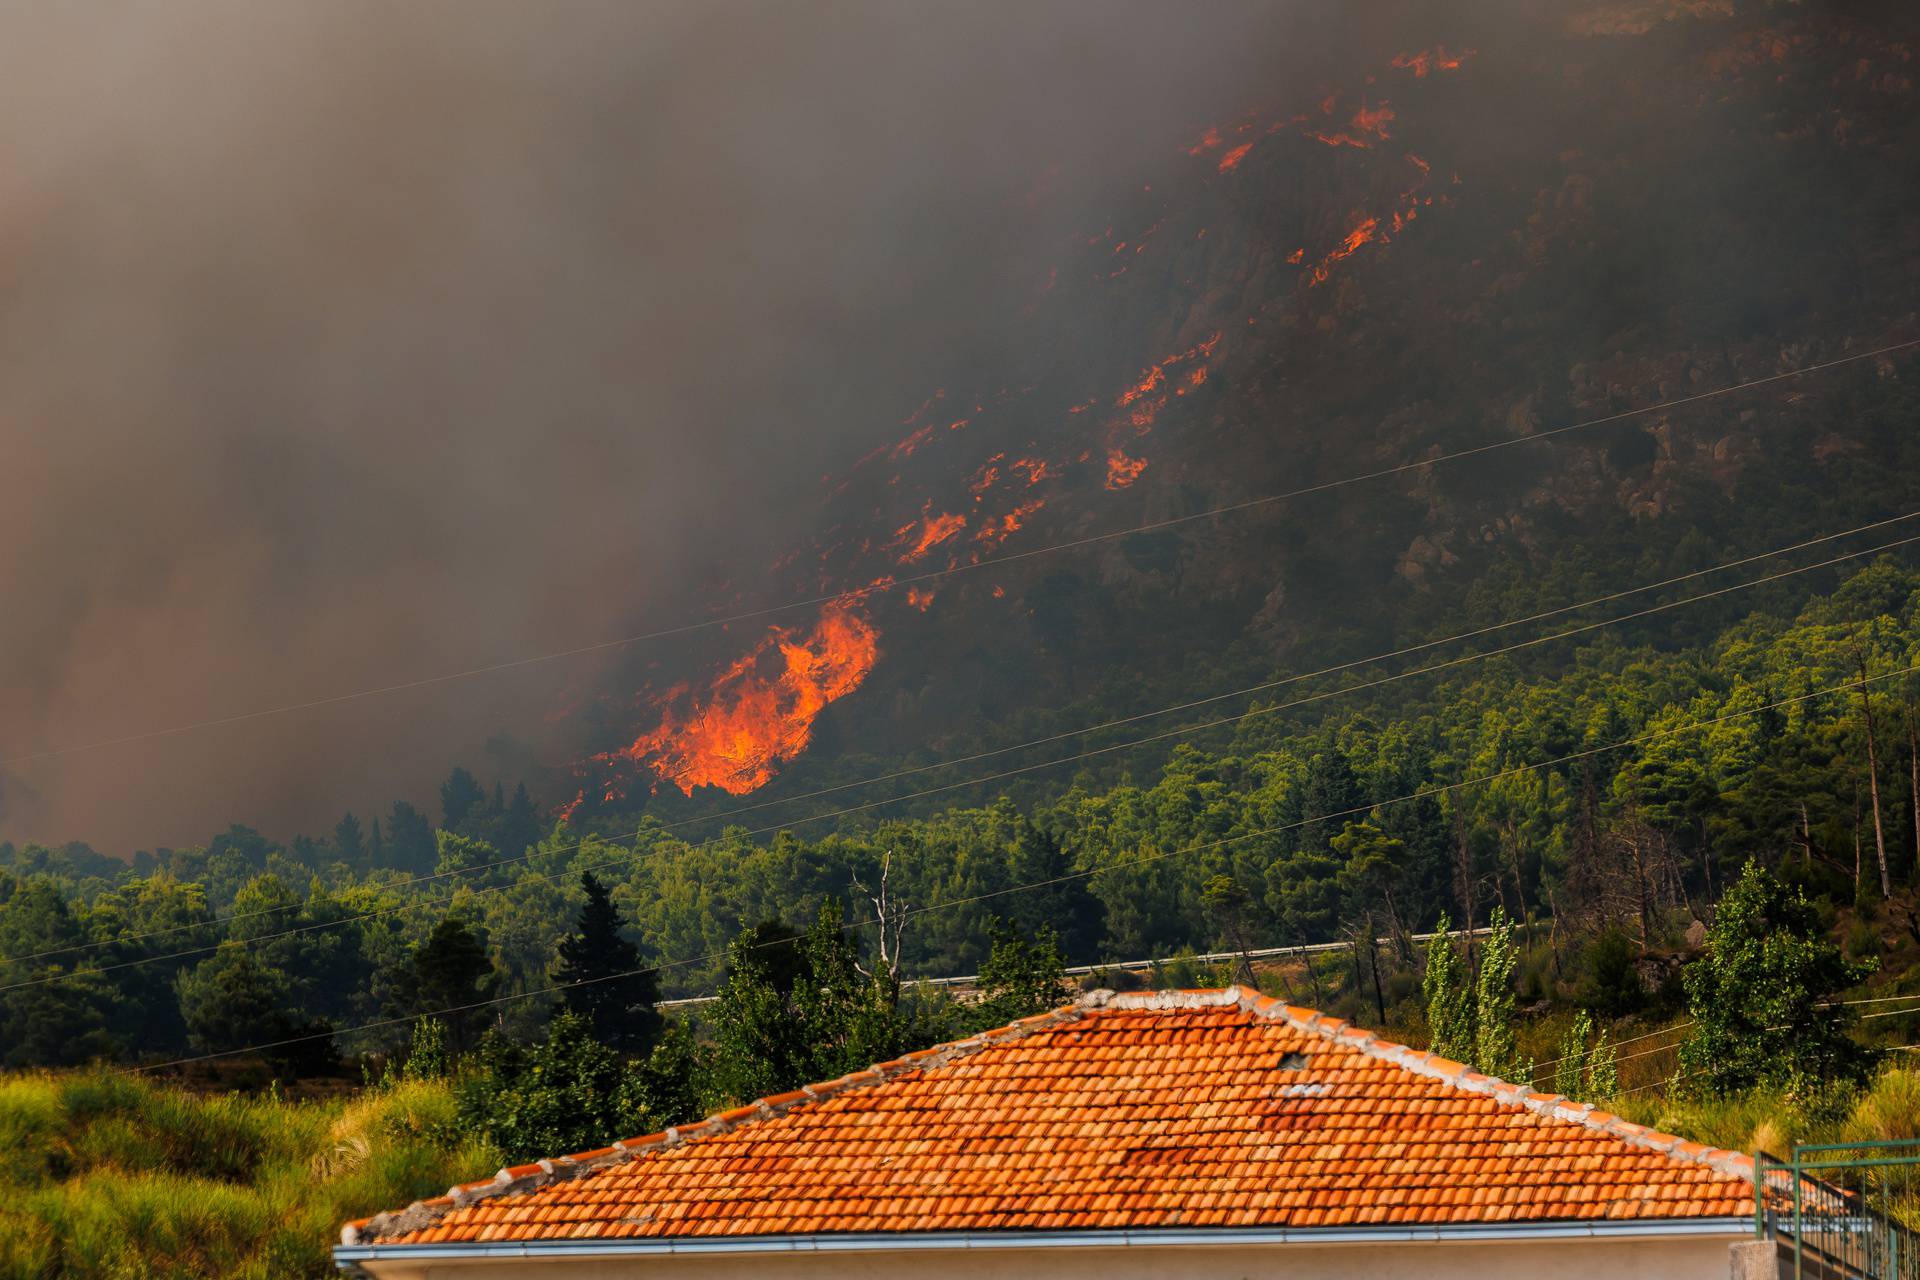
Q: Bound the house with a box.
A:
[336,986,1764,1279]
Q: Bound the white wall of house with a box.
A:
[348,1231,1747,1280]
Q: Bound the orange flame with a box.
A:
[973,498,1047,548]
[905,586,936,611]
[1307,214,1383,285]
[604,603,880,797]
[1185,125,1223,156]
[1217,142,1254,173]
[1118,333,1221,409]
[892,509,968,563]
[891,424,937,460]
[1391,46,1475,77]
[1105,448,1148,489]
[1303,150,1436,286]
[1010,457,1054,485]
[1311,102,1395,148]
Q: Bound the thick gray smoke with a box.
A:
[0,1,1318,850]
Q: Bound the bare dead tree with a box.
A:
[1855,647,1892,897]
[1854,782,1865,892]
[1908,699,1919,885]
[853,849,907,993]
[1800,799,1817,872]
[1575,810,1688,950]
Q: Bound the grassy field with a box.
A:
[0,1070,490,1279]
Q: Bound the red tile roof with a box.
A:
[343,988,1754,1247]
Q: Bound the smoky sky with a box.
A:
[0,0,1333,851]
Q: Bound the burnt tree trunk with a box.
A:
[1363,910,1388,1026]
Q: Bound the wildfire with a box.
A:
[577,46,1476,814]
[1310,102,1395,148]
[968,455,1005,498]
[1301,148,1437,286]
[1118,333,1221,409]
[891,424,937,460]
[1391,46,1475,77]
[600,602,880,797]
[1308,214,1382,285]
[973,498,1047,548]
[1010,457,1053,485]
[1105,448,1148,489]
[892,508,968,563]
[1112,332,1221,434]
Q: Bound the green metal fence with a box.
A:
[1757,1141,1920,1279]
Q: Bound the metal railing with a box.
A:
[1758,1141,1920,1278]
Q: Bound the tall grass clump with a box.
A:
[0,1070,491,1279]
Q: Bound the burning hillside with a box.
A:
[557,40,1485,812]
[567,603,879,809]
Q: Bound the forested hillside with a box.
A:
[8,560,1920,1061]
[5,0,1920,1275]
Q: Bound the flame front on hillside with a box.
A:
[584,602,880,801]
[565,40,1475,812]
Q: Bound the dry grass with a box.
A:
[0,1070,491,1279]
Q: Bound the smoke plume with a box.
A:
[0,1,1323,849]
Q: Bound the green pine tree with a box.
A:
[554,872,662,1056]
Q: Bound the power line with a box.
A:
[1530,1022,1696,1078]
[1531,996,1920,1080]
[14,336,1916,771]
[125,661,1919,1074]
[18,506,1914,970]
[16,522,1916,994]
[1593,1000,1920,1095]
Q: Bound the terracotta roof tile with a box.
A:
[343,988,1754,1247]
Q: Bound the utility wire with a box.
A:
[1574,1001,1920,1094]
[1531,1023,1697,1078]
[14,336,1916,771]
[12,509,1915,973]
[17,523,1918,994]
[125,662,1919,1074]
[1613,1042,1920,1098]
